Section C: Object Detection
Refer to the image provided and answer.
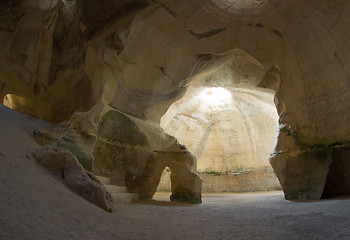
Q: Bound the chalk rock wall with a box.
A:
[160,49,281,192]
[1,0,350,199]
[0,0,90,121]
[0,0,149,121]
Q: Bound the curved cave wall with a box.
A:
[1,0,350,200]
[159,49,281,192]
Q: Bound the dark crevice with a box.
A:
[159,66,175,85]
[187,26,227,39]
[334,52,344,68]
[272,29,284,37]
[247,23,284,38]
[83,1,150,41]
[152,0,178,18]
[321,145,350,199]
[153,0,226,39]
[0,82,5,93]
[47,10,57,30]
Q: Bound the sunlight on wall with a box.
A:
[160,85,279,172]
[3,94,13,108]
[199,87,232,110]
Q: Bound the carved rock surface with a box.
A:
[270,124,350,200]
[2,0,350,201]
[161,49,280,192]
[270,148,332,200]
[93,109,202,203]
[33,145,114,212]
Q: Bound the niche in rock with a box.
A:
[159,49,281,193]
[3,94,37,117]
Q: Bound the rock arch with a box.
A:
[160,49,281,192]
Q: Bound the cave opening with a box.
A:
[158,84,281,194]
[156,50,282,195]
[3,94,35,115]
[3,94,13,108]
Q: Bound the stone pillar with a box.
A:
[269,125,350,200]
[168,152,202,204]
[270,148,332,200]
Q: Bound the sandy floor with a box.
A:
[1,104,350,240]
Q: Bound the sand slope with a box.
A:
[0,104,349,240]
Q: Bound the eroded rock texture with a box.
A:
[160,49,281,192]
[33,146,114,212]
[1,0,350,200]
[270,126,350,200]
[93,109,202,203]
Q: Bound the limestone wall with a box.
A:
[1,0,350,200]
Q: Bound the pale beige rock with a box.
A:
[93,109,202,203]
[0,0,148,122]
[33,145,114,212]
[2,0,350,200]
[1,0,350,142]
[2,104,349,239]
[160,49,280,192]
[270,148,333,200]
[69,102,107,136]
[2,0,350,237]
[157,167,281,193]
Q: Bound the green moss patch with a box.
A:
[97,110,145,146]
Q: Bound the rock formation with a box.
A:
[270,125,350,200]
[34,105,202,203]
[33,145,114,212]
[93,109,202,203]
[1,0,350,200]
[160,49,281,192]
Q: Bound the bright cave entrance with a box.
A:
[156,85,281,196]
[3,94,36,117]
[156,51,282,197]
[3,94,14,108]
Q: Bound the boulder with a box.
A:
[33,126,95,171]
[270,125,350,200]
[270,148,332,200]
[33,146,114,212]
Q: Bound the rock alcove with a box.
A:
[158,49,281,193]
